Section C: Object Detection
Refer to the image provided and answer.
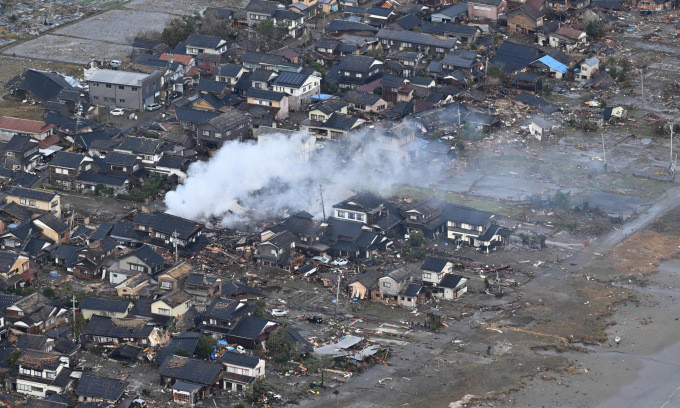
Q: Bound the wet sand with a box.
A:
[496,258,680,408]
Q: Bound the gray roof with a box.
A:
[507,4,545,21]
[439,274,465,288]
[245,88,286,101]
[272,9,304,20]
[377,28,457,49]
[87,69,152,86]
[185,33,224,49]
[343,90,381,105]
[80,297,130,313]
[245,0,281,14]
[49,151,88,169]
[220,351,260,368]
[158,355,223,385]
[116,136,162,155]
[421,257,450,272]
[216,63,243,78]
[121,245,165,269]
[105,151,138,166]
[133,212,201,239]
[175,107,220,124]
[338,55,379,72]
[76,172,128,187]
[326,20,379,34]
[76,374,128,401]
[434,3,468,18]
[5,187,56,202]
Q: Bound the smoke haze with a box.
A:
[164,124,447,226]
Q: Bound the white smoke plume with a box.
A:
[164,122,448,227]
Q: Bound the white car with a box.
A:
[332,258,349,266]
[313,256,331,264]
[145,103,162,111]
[271,309,288,317]
[34,163,48,171]
[110,108,125,116]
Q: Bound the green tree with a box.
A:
[71,312,87,341]
[276,21,289,38]
[42,287,55,299]
[586,21,606,39]
[487,65,505,79]
[246,377,272,404]
[5,349,21,369]
[161,16,198,47]
[253,299,267,318]
[258,19,276,39]
[409,231,425,247]
[174,348,190,357]
[195,336,217,359]
[553,190,571,211]
[266,328,294,365]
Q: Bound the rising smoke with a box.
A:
[164,123,447,227]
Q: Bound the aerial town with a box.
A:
[0,0,677,406]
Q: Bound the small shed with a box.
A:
[513,72,543,93]
[528,117,556,140]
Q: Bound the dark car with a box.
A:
[307,316,323,324]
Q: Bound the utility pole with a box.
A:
[318,184,326,220]
[335,271,342,317]
[172,230,179,263]
[670,123,674,176]
[72,295,77,341]
[603,134,607,171]
[640,71,644,101]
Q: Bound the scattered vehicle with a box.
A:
[313,256,331,264]
[34,163,48,171]
[145,103,162,111]
[307,315,323,324]
[332,258,348,266]
[110,108,125,116]
[271,309,288,317]
[110,60,122,68]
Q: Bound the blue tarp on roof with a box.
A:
[311,94,334,101]
[534,56,568,74]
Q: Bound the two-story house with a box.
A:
[184,273,222,307]
[184,33,228,56]
[272,9,306,38]
[104,151,142,176]
[332,191,403,232]
[117,245,166,275]
[343,90,388,113]
[375,265,419,304]
[468,0,506,21]
[113,136,164,167]
[244,88,289,121]
[256,230,302,271]
[420,257,454,286]
[48,151,93,191]
[336,55,383,89]
[6,292,68,334]
[196,108,252,148]
[4,134,40,172]
[261,211,324,254]
[507,4,545,34]
[87,69,161,111]
[271,72,320,110]
[215,63,247,85]
[7,349,73,397]
[219,352,265,391]
[160,356,224,405]
[199,297,254,338]
[132,212,205,255]
[150,289,191,318]
[376,29,457,55]
[576,57,599,80]
[400,198,446,238]
[79,297,132,319]
[82,315,160,347]
[157,261,194,291]
[76,374,128,404]
[245,0,283,26]
[0,116,54,142]
[0,250,30,291]
[5,187,61,217]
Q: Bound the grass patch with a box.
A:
[0,100,45,121]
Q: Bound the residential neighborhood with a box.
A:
[0,0,677,406]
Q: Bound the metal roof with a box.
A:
[534,55,568,74]
[87,69,151,86]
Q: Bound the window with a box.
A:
[174,392,191,403]
[51,201,58,208]
[119,99,125,103]
[209,318,217,325]
[202,130,210,136]
[347,212,356,220]
[22,368,31,375]
[337,211,346,218]
[132,87,138,91]
[157,308,170,316]
[47,372,55,379]
[424,272,432,279]
[20,199,26,205]
[161,281,172,289]
[106,84,112,88]
[357,214,364,221]
[382,282,391,288]
[29,200,36,206]
[215,132,222,138]
[119,85,125,90]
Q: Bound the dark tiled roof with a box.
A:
[377,28,457,48]
[343,90,381,106]
[76,374,127,401]
[121,245,165,269]
[175,107,220,124]
[326,20,379,34]
[185,33,224,49]
[155,332,201,365]
[227,316,269,340]
[15,334,48,351]
[245,0,281,14]
[202,297,254,321]
[105,151,138,166]
[6,69,74,102]
[49,151,87,169]
[324,112,361,131]
[216,63,243,77]
[80,297,130,313]
[156,154,188,170]
[367,6,394,17]
[76,172,128,187]
[34,213,68,233]
[133,212,201,240]
[507,4,545,21]
[5,134,37,152]
[422,22,479,36]
[513,92,558,114]
[395,14,421,30]
[196,79,229,94]
[208,108,251,131]
[272,9,304,20]
[421,257,449,272]
[116,136,162,155]
[491,41,543,73]
[439,274,465,288]
[245,88,286,101]
[158,355,223,385]
[5,187,56,202]
[273,72,310,88]
[82,315,154,339]
[220,351,260,368]
[435,3,468,18]
[338,55,378,72]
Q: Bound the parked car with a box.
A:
[271,309,288,317]
[110,108,125,116]
[313,256,331,264]
[110,60,122,69]
[145,103,162,111]
[307,315,323,324]
[34,163,48,171]
[332,258,348,266]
